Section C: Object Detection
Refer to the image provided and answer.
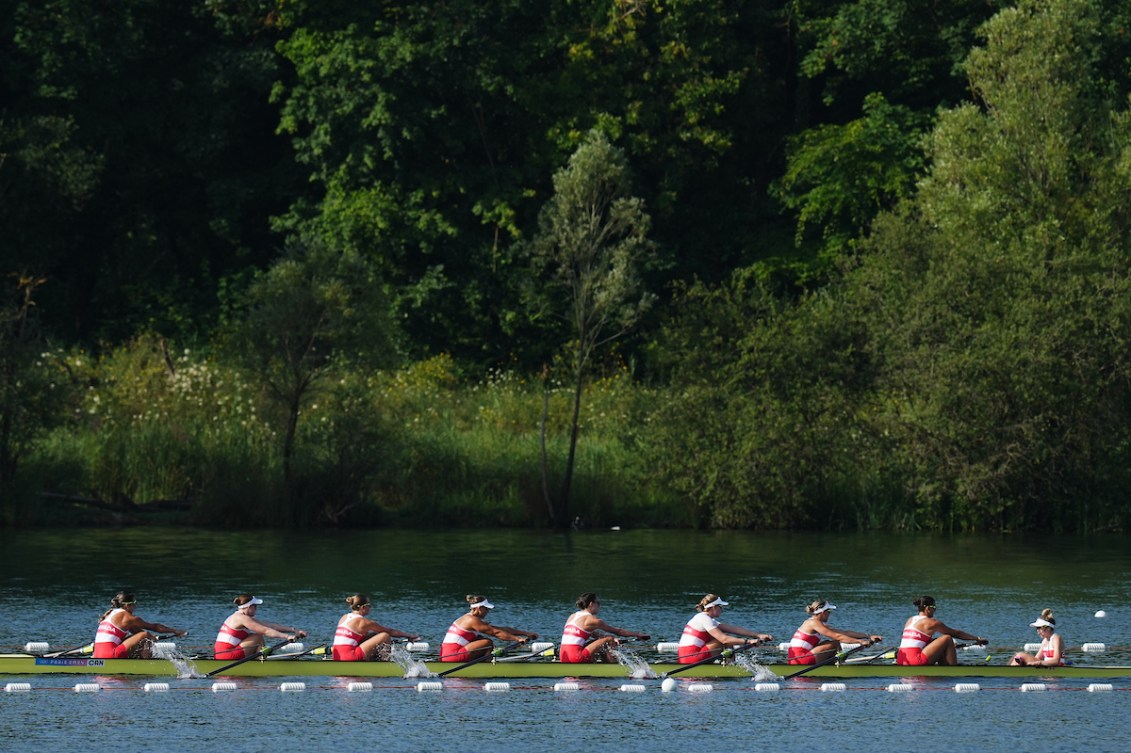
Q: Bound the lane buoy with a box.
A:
[347,682,373,692]
[1095,610,1107,619]
[211,682,237,692]
[553,682,580,692]
[661,678,676,692]
[143,683,169,693]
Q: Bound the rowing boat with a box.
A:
[3,654,1130,680]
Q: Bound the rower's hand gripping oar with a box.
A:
[781,641,874,680]
[661,640,760,679]
[436,640,521,677]
[206,637,297,677]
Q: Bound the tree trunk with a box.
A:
[539,365,557,526]
[558,363,585,529]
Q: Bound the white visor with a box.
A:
[469,599,494,610]
[814,603,837,615]
[1030,618,1054,628]
[704,597,729,609]
[238,597,263,609]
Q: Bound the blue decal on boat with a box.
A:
[35,658,105,667]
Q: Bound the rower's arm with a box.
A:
[127,615,185,636]
[717,622,772,642]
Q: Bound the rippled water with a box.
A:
[2,528,1129,752]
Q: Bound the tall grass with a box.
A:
[24,343,682,528]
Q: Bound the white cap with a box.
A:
[469,599,495,610]
[238,597,264,609]
[1030,618,1054,628]
[814,602,838,615]
[704,597,729,609]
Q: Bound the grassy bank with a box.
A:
[10,340,684,528]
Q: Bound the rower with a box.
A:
[786,599,882,665]
[677,593,772,664]
[896,595,986,666]
[559,592,650,663]
[332,594,421,661]
[439,594,538,662]
[214,594,306,660]
[92,591,187,659]
[1009,609,1065,666]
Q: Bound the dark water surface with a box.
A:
[2,528,1129,752]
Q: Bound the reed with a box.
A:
[21,344,676,528]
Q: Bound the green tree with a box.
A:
[226,238,396,499]
[2,0,292,343]
[529,130,654,527]
[0,274,71,517]
[845,0,1131,531]
[773,92,927,280]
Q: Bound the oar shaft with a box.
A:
[782,643,872,680]
[206,638,296,677]
[437,641,519,677]
[662,642,758,678]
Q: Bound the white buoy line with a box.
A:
[5,680,1125,695]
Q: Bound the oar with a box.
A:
[848,648,896,664]
[277,643,327,661]
[42,643,94,658]
[494,642,557,662]
[436,641,520,677]
[206,637,296,677]
[781,642,872,680]
[661,642,759,679]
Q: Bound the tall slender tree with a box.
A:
[529,130,654,527]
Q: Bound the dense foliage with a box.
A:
[3,0,1130,532]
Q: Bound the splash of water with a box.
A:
[151,643,198,679]
[389,643,431,678]
[611,647,656,679]
[735,653,777,681]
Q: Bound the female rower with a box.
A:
[896,595,986,666]
[786,599,883,665]
[332,594,421,661]
[92,591,187,659]
[439,594,538,662]
[677,593,773,664]
[214,594,306,660]
[1009,609,1065,667]
[560,592,650,664]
